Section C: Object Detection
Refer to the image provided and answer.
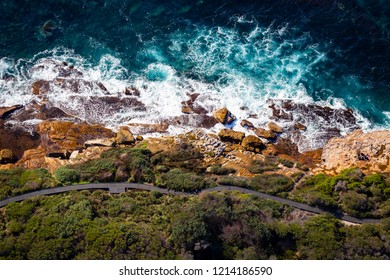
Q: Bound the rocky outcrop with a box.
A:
[294,123,307,131]
[168,114,218,129]
[213,108,236,125]
[8,101,75,123]
[241,135,264,152]
[0,105,23,119]
[0,149,14,163]
[124,86,141,96]
[321,130,390,173]
[38,121,115,157]
[0,121,41,160]
[218,129,245,144]
[84,138,116,148]
[116,126,135,145]
[32,80,51,95]
[268,122,284,133]
[240,119,255,129]
[268,100,360,151]
[254,128,276,140]
[181,93,208,115]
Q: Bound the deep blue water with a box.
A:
[0,0,390,128]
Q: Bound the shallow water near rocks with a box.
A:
[0,0,389,151]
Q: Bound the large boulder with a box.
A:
[181,93,208,115]
[38,121,115,157]
[268,122,284,133]
[241,135,264,152]
[240,119,255,129]
[213,108,236,125]
[0,149,14,163]
[116,126,135,145]
[0,105,23,119]
[321,130,390,173]
[254,128,276,139]
[32,80,51,95]
[218,129,245,144]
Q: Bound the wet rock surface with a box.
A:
[0,105,23,119]
[213,108,236,125]
[128,123,170,134]
[268,100,360,152]
[254,128,277,140]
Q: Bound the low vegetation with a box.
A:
[0,191,389,260]
[291,168,390,218]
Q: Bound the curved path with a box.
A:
[0,183,381,224]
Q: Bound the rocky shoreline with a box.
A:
[0,101,389,177]
[1,62,390,223]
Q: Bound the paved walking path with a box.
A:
[0,183,381,224]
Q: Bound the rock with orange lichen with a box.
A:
[213,108,236,125]
[38,121,115,157]
[321,130,390,173]
[241,135,264,152]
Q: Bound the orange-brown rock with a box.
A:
[0,105,23,119]
[16,146,47,169]
[181,94,208,115]
[254,128,276,139]
[241,135,264,152]
[213,108,236,125]
[298,149,323,168]
[274,138,300,157]
[38,121,115,157]
[294,123,307,131]
[240,119,255,129]
[0,121,41,160]
[0,149,14,163]
[32,80,51,95]
[268,122,284,133]
[218,129,245,144]
[116,126,135,145]
[321,130,390,173]
[181,105,193,114]
[262,144,279,156]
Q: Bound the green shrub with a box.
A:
[0,168,56,198]
[250,174,294,195]
[158,169,210,192]
[208,164,235,175]
[101,148,151,159]
[77,158,116,182]
[279,158,294,168]
[248,159,279,174]
[340,191,369,217]
[54,167,80,185]
[363,174,386,189]
[304,192,338,210]
[217,176,250,188]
